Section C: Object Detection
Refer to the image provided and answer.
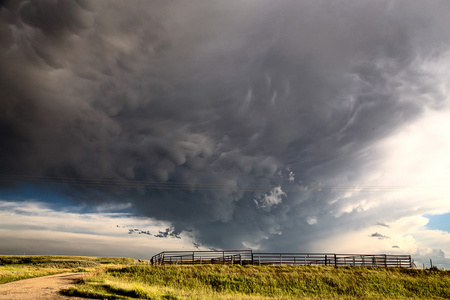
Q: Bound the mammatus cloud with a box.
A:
[0,0,450,265]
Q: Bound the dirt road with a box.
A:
[0,273,87,300]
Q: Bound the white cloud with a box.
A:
[311,214,450,269]
[358,52,450,217]
[254,186,286,211]
[96,202,133,213]
[336,199,379,218]
[288,171,295,182]
[318,103,450,269]
[306,217,317,225]
[0,200,195,259]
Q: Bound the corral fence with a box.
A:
[150,250,412,268]
[151,250,252,266]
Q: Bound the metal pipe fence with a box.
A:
[150,250,411,268]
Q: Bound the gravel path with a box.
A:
[0,273,87,300]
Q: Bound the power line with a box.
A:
[0,174,448,193]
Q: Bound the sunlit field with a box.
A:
[1,255,448,299]
[64,264,450,299]
[0,255,136,284]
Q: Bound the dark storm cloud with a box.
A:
[1,0,450,251]
[127,229,151,236]
[369,232,390,240]
[376,222,390,228]
[155,228,181,239]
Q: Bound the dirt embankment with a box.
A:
[0,273,86,300]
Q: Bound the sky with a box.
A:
[0,0,449,269]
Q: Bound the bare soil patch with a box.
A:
[0,272,86,300]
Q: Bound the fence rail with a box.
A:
[151,250,253,266]
[150,250,412,268]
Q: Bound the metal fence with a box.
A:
[151,250,252,266]
[150,250,412,268]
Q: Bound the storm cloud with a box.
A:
[1,0,450,252]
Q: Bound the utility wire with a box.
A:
[0,174,448,192]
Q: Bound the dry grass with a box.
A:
[0,255,138,284]
[64,264,450,299]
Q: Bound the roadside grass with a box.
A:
[63,264,450,299]
[0,255,138,284]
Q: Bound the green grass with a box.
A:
[63,264,450,299]
[0,255,137,284]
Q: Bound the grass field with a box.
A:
[0,255,136,284]
[1,255,448,299]
[63,264,450,299]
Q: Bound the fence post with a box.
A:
[240,254,242,265]
[223,251,225,265]
[280,253,282,265]
[325,255,327,266]
[384,255,387,268]
[353,256,355,267]
[334,254,337,267]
